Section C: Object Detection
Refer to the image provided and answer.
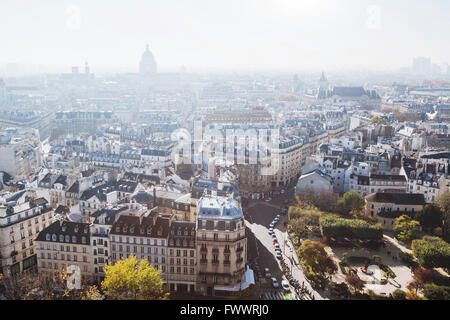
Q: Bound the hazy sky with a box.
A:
[1,0,449,73]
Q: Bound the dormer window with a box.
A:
[82,237,86,244]
[59,235,64,242]
[65,235,70,242]
[72,236,77,243]
[116,226,120,232]
[46,233,50,241]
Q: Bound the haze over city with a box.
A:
[1,0,450,73]
[1,0,450,308]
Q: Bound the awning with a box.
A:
[214,266,255,292]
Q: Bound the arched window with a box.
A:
[65,235,70,242]
[46,233,50,241]
[72,236,77,243]
[59,235,64,242]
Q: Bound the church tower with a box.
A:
[318,71,329,99]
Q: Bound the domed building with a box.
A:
[139,44,157,74]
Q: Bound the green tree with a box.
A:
[423,283,450,300]
[101,255,169,300]
[436,192,450,241]
[297,240,337,278]
[417,204,443,233]
[320,216,383,241]
[391,289,407,300]
[393,215,421,244]
[369,116,388,125]
[337,191,365,215]
[412,236,450,269]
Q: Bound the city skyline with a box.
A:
[1,0,449,74]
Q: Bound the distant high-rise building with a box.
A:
[139,44,157,74]
[412,57,431,75]
[85,61,90,74]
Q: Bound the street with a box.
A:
[244,195,328,300]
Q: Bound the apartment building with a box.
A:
[109,213,170,286]
[349,174,407,197]
[0,195,53,276]
[90,206,127,283]
[196,195,248,296]
[167,221,197,293]
[35,220,93,281]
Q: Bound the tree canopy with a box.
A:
[297,240,337,277]
[101,255,169,300]
[320,216,383,241]
[417,204,443,232]
[436,192,450,241]
[337,191,365,215]
[412,236,450,270]
[393,215,421,244]
[369,116,388,125]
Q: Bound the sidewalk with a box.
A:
[383,234,413,255]
[275,228,328,300]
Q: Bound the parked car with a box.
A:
[269,227,274,232]
[274,243,280,250]
[271,277,279,288]
[265,197,272,202]
[283,199,289,204]
[276,214,281,219]
[272,233,277,239]
[269,222,275,228]
[276,252,282,259]
[265,268,271,278]
[281,280,290,292]
[268,230,273,236]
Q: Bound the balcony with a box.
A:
[212,248,219,254]
[236,247,243,253]
[223,260,231,265]
[200,247,207,253]
[200,259,208,265]
[212,260,219,265]
[236,258,243,264]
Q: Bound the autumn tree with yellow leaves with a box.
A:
[101,255,169,300]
